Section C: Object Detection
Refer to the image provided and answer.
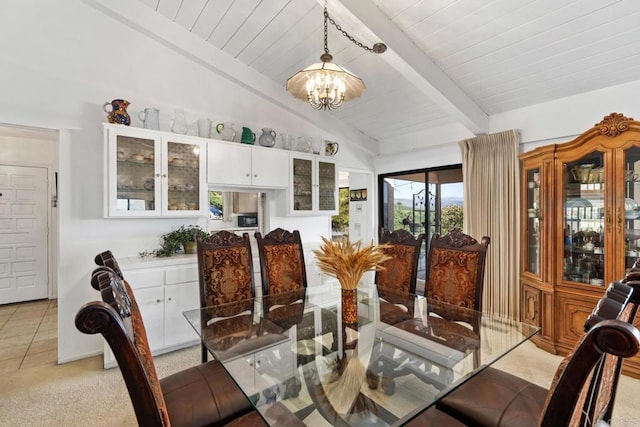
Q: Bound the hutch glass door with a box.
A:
[623,146,640,273]
[525,168,541,275]
[562,153,605,286]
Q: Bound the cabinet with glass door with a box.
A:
[520,149,555,352]
[289,154,338,215]
[104,124,207,218]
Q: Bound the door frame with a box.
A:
[0,124,59,300]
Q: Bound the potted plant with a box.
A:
[157,225,209,256]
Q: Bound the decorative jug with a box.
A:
[571,164,594,183]
[325,140,339,156]
[215,122,237,142]
[138,108,160,130]
[103,99,131,125]
[241,127,256,145]
[171,109,188,134]
[258,128,277,147]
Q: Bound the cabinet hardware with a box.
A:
[617,207,622,232]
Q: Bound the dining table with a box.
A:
[183,283,539,426]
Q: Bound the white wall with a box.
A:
[490,80,640,149]
[0,0,375,363]
[375,79,640,171]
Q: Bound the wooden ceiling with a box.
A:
[131,0,640,153]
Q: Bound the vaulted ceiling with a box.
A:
[132,0,640,154]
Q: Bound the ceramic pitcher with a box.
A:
[138,108,160,130]
[215,122,237,142]
[241,127,256,145]
[171,109,188,134]
[103,99,131,125]
[258,128,276,147]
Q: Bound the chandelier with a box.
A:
[286,5,387,111]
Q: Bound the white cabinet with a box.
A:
[104,124,207,218]
[207,140,288,188]
[104,258,200,368]
[289,154,338,215]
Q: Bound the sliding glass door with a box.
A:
[378,165,463,280]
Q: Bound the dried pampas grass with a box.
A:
[313,236,391,290]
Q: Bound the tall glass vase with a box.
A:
[341,288,358,325]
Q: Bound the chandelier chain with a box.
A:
[323,7,377,53]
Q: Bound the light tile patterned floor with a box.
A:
[0,299,57,373]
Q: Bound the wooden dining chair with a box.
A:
[425,229,490,311]
[255,228,307,296]
[375,228,425,323]
[408,279,640,427]
[196,230,256,362]
[76,265,264,427]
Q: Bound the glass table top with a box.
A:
[184,284,539,426]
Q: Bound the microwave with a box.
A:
[237,215,258,227]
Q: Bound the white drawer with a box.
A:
[166,265,198,285]
[125,269,165,289]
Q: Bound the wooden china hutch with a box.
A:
[520,112,640,377]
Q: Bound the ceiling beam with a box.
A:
[329,0,489,135]
[87,0,380,156]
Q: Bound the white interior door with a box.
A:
[0,165,49,304]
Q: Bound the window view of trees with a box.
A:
[331,188,350,234]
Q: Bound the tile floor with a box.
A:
[0,299,57,374]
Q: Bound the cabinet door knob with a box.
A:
[156,299,161,303]
[162,174,167,178]
[167,297,172,301]
[246,173,250,177]
[254,174,257,178]
[155,173,160,178]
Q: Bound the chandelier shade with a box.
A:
[286,59,366,110]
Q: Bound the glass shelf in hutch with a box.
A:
[562,157,605,287]
[525,168,541,275]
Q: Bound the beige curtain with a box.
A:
[459,130,520,319]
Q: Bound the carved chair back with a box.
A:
[376,228,425,294]
[375,229,425,324]
[76,266,170,426]
[435,279,640,427]
[196,231,256,307]
[255,228,307,296]
[425,229,490,311]
[539,279,640,426]
[196,231,256,362]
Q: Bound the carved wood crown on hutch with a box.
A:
[596,112,634,137]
